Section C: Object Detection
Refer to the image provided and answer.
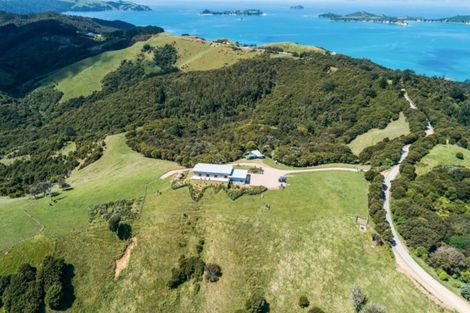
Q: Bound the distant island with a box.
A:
[201,9,264,16]
[319,11,470,26]
[0,0,151,14]
[319,11,408,26]
[290,5,304,10]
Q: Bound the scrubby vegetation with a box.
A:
[88,199,139,223]
[392,166,470,284]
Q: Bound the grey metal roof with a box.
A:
[249,150,264,157]
[230,169,248,180]
[193,163,233,175]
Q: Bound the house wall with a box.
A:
[230,177,247,184]
[192,171,230,182]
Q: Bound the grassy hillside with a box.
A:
[415,144,470,176]
[0,12,163,95]
[0,134,448,312]
[43,33,260,101]
[348,112,410,155]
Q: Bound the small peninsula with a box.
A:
[201,9,264,16]
[320,11,470,26]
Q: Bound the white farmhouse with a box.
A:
[192,163,249,184]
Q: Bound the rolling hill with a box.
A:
[0,11,470,313]
[0,12,162,95]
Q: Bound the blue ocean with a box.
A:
[72,2,470,81]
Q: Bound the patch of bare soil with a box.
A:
[114,237,137,280]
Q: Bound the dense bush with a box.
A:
[88,199,138,223]
[368,175,392,245]
[393,166,470,280]
[0,257,74,312]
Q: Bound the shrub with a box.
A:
[196,239,205,255]
[245,293,270,313]
[205,263,223,283]
[456,152,464,160]
[308,307,325,313]
[461,283,470,300]
[437,269,449,281]
[298,295,310,308]
[167,256,205,289]
[351,285,367,312]
[430,246,467,274]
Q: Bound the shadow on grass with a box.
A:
[118,224,132,241]
[56,263,76,311]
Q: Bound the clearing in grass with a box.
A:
[415,144,470,176]
[348,112,410,155]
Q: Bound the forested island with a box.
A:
[200,9,264,16]
[320,11,470,26]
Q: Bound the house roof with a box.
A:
[249,150,264,157]
[230,169,248,180]
[193,163,234,175]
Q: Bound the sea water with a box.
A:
[71,2,470,81]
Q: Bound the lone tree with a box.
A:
[153,44,178,73]
[351,285,367,312]
[456,152,464,160]
[108,214,121,233]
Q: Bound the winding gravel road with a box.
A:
[384,146,470,313]
[383,89,470,312]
